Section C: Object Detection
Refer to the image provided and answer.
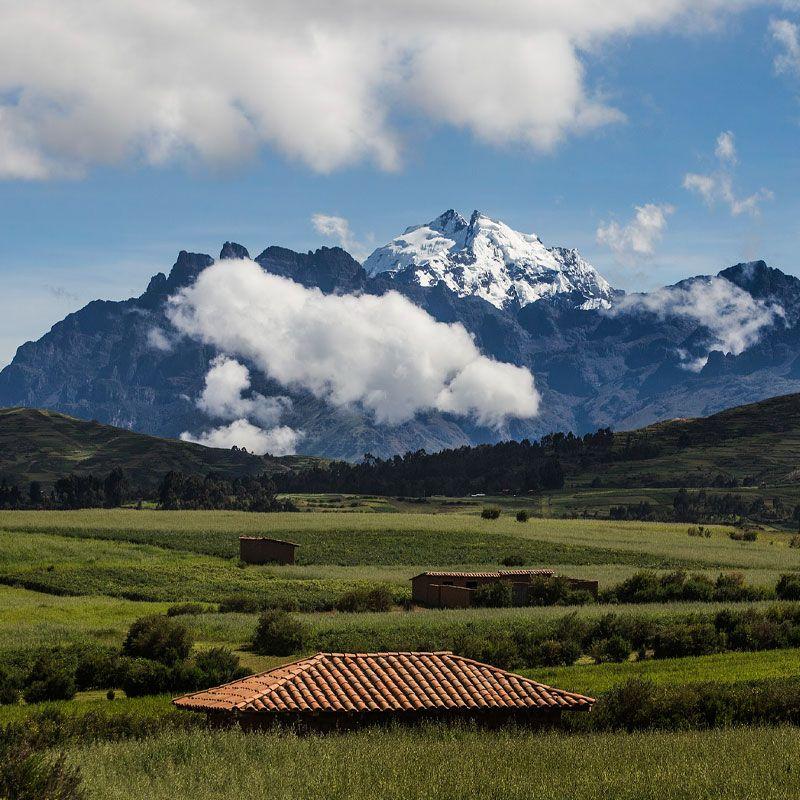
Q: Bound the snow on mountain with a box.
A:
[363,210,615,310]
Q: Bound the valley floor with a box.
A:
[3,503,800,798]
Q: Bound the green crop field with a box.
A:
[4,506,800,800]
[65,725,800,800]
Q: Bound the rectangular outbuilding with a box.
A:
[411,570,599,608]
[239,536,298,565]
[173,650,594,730]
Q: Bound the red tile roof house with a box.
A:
[173,651,594,732]
[411,570,600,608]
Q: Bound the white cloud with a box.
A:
[771,18,800,75]
[311,214,370,262]
[166,258,539,427]
[0,1,760,179]
[613,277,784,370]
[180,419,301,456]
[683,131,773,217]
[197,355,292,427]
[714,130,737,163]
[596,203,674,263]
[147,328,174,352]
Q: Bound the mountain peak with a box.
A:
[364,209,614,311]
[219,241,250,260]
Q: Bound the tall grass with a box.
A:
[71,725,800,800]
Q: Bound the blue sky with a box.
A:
[1,2,799,367]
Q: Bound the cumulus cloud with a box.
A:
[683,131,773,217]
[0,1,760,179]
[771,18,800,75]
[197,355,292,427]
[311,214,370,261]
[613,277,784,371]
[180,419,301,456]
[166,258,539,427]
[182,355,300,455]
[596,203,674,263]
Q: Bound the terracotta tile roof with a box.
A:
[238,536,299,547]
[173,651,594,715]
[414,569,556,579]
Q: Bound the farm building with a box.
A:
[173,651,594,730]
[411,570,599,608]
[239,536,298,565]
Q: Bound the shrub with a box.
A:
[119,658,174,698]
[0,664,21,705]
[334,586,393,613]
[167,602,207,617]
[480,507,501,520]
[729,529,758,541]
[252,610,308,656]
[680,575,715,602]
[472,581,513,608]
[589,635,631,664]
[23,653,77,703]
[528,638,581,667]
[122,616,193,666]
[194,648,248,686]
[218,595,262,614]
[501,554,526,567]
[0,741,85,800]
[651,623,722,659]
[74,648,120,691]
[515,510,530,523]
[790,536,800,549]
[776,574,800,601]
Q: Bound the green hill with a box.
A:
[0,407,317,488]
[581,392,800,489]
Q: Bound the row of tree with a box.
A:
[0,469,295,512]
[272,431,622,497]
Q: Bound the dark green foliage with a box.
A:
[74,647,121,691]
[158,471,297,512]
[651,623,723,659]
[776,574,800,601]
[103,467,127,508]
[472,581,512,608]
[527,576,593,607]
[589,635,631,663]
[583,677,800,733]
[334,586,393,613]
[730,529,758,542]
[167,602,208,617]
[0,741,85,800]
[252,610,309,656]
[500,554,526,566]
[527,639,581,667]
[0,663,22,705]
[119,658,174,697]
[604,571,765,605]
[194,648,248,687]
[122,616,193,666]
[480,507,501,520]
[218,595,262,613]
[515,509,530,523]
[23,653,77,703]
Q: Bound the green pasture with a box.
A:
[69,725,800,800]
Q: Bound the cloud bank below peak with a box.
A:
[0,0,763,179]
[166,258,540,427]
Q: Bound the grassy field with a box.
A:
[67,725,800,800]
[4,506,800,798]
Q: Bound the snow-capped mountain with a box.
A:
[363,209,616,311]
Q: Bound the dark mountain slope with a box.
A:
[0,407,313,488]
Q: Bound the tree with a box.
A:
[103,468,127,507]
[28,481,43,507]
